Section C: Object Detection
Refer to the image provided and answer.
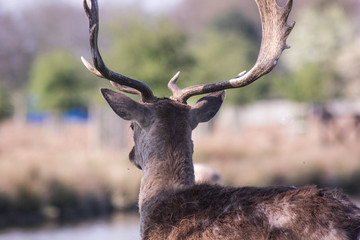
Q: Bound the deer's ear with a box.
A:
[189,91,225,129]
[100,88,153,128]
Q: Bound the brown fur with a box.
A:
[142,185,360,240]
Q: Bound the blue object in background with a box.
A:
[26,112,50,124]
[62,108,89,123]
[26,109,89,124]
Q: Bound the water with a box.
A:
[0,213,140,240]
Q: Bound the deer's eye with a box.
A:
[130,123,135,131]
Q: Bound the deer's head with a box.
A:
[82,0,294,170]
[100,88,225,170]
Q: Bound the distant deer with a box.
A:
[194,164,222,185]
[354,113,360,139]
[82,0,360,239]
[312,104,339,143]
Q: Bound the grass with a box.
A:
[0,118,359,226]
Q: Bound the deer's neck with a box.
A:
[138,139,195,208]
[138,138,195,238]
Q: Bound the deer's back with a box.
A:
[142,184,360,240]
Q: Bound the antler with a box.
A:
[81,0,154,102]
[168,0,295,103]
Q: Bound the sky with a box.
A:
[0,0,182,13]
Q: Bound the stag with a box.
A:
[82,0,360,239]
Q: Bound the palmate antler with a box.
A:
[168,0,295,102]
[82,0,294,103]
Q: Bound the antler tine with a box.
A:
[81,56,104,78]
[110,81,142,95]
[81,0,154,102]
[81,56,142,95]
[170,0,295,103]
[168,71,182,99]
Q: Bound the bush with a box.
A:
[29,50,96,114]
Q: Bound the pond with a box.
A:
[0,213,140,240]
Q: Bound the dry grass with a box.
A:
[0,122,141,196]
[194,122,360,192]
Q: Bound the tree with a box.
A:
[0,3,87,92]
[0,3,90,122]
[283,2,355,70]
[170,0,259,36]
[103,14,195,97]
[335,37,360,99]
[281,1,356,102]
[29,50,96,114]
[188,10,275,105]
[0,11,33,91]
[279,64,332,103]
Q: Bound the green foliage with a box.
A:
[283,1,354,70]
[0,83,13,121]
[211,10,260,41]
[29,50,96,113]
[105,15,195,97]
[277,1,356,103]
[335,37,360,99]
[189,10,272,105]
[280,64,332,103]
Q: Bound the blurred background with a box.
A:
[0,0,359,239]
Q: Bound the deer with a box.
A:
[81,0,360,239]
